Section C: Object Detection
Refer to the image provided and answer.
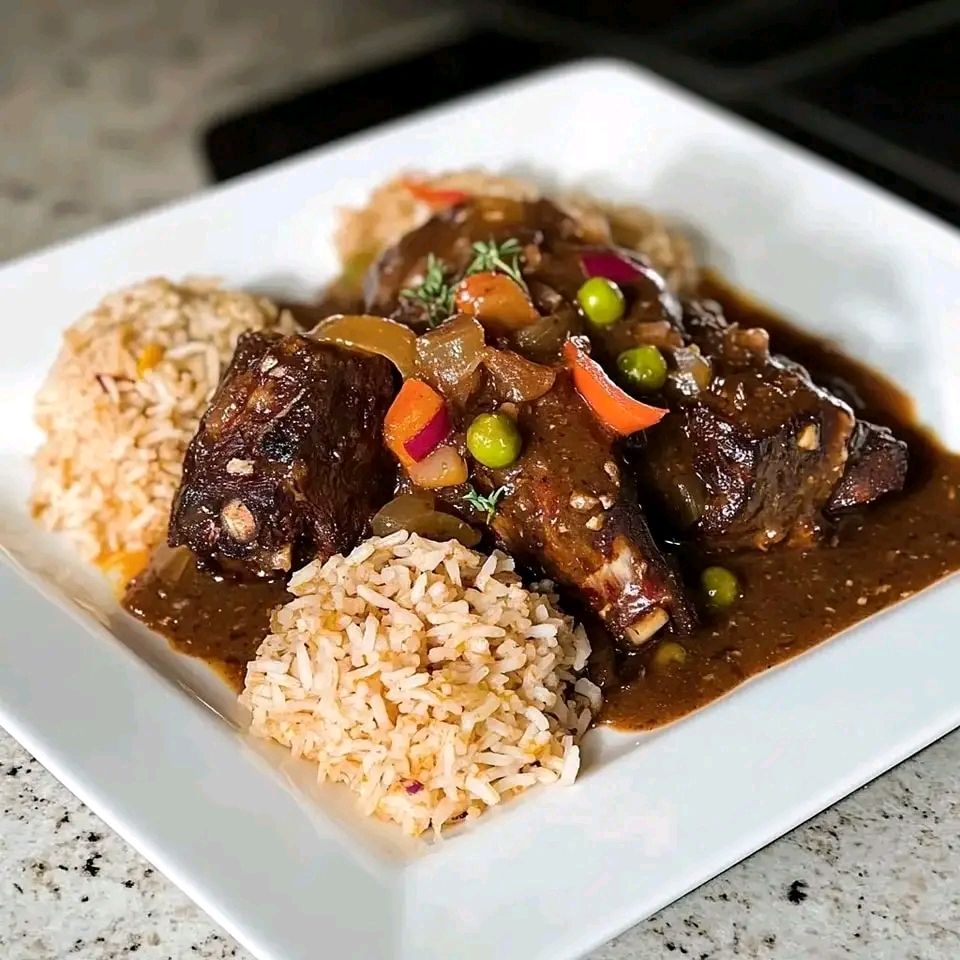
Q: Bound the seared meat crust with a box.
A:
[169,332,396,574]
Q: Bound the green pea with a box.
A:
[577,277,625,328]
[652,641,688,671]
[617,345,668,393]
[701,566,741,611]
[466,412,523,469]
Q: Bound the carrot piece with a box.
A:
[563,339,667,436]
[454,272,539,330]
[97,548,150,595]
[136,342,164,377]
[383,379,447,467]
[403,180,469,210]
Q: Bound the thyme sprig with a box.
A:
[462,484,507,523]
[399,253,455,327]
[399,236,527,328]
[465,237,527,290]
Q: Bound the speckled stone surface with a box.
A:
[2,4,959,959]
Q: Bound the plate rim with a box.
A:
[2,56,960,960]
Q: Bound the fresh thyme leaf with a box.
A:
[399,253,454,327]
[462,484,507,523]
[465,237,527,291]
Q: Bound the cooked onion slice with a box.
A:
[406,445,469,489]
[511,309,576,363]
[482,347,556,402]
[415,315,486,404]
[580,249,647,285]
[668,345,712,398]
[372,492,480,546]
[152,543,192,585]
[309,314,418,378]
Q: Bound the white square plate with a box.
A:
[1,60,959,960]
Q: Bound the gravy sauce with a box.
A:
[123,550,288,689]
[601,277,960,729]
[124,278,960,726]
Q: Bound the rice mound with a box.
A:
[241,531,600,837]
[31,277,294,586]
[335,169,700,293]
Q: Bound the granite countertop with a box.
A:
[2,3,958,959]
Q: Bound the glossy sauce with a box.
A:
[123,551,288,689]
[600,277,960,729]
[124,279,960,726]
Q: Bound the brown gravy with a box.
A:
[123,551,288,689]
[123,278,960,728]
[600,277,960,729]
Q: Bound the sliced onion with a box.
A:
[153,543,192,586]
[668,345,712,399]
[580,249,647,285]
[406,445,468,489]
[404,404,452,462]
[482,347,556,403]
[511,309,576,363]
[309,314,418,378]
[372,492,481,547]
[672,476,707,527]
[582,249,683,323]
[415,315,486,405]
[454,272,539,331]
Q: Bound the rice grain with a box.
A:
[240,533,597,837]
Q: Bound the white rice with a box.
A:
[31,277,295,588]
[240,532,597,837]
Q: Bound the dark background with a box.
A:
[203,0,960,225]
